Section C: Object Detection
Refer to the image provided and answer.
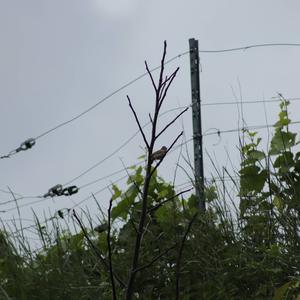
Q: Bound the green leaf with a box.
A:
[248,149,265,161]
[158,188,169,199]
[272,281,292,300]
[273,151,294,174]
[111,184,122,201]
[127,165,137,170]
[187,194,199,211]
[111,202,128,221]
[269,131,297,155]
[204,186,217,203]
[96,232,109,252]
[111,184,138,221]
[156,204,169,224]
[240,166,267,194]
[127,166,143,185]
[138,154,146,160]
[239,198,249,216]
[273,196,283,211]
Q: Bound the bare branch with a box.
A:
[127,95,150,150]
[155,107,189,141]
[148,113,153,125]
[175,212,199,300]
[151,131,184,176]
[158,67,180,111]
[125,160,153,299]
[145,61,157,92]
[134,244,176,273]
[158,75,169,100]
[148,188,193,213]
[125,41,183,300]
[107,197,117,299]
[158,41,167,90]
[73,210,126,289]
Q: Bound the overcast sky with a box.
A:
[1,1,300,240]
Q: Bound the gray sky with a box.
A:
[1,0,300,239]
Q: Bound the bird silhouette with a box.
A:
[150,146,167,162]
[94,223,109,233]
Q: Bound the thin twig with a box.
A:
[158,68,180,110]
[158,73,176,100]
[158,41,167,91]
[151,131,183,176]
[155,107,189,141]
[72,210,126,289]
[127,95,150,150]
[145,61,157,92]
[158,75,168,99]
[134,244,176,273]
[148,188,193,213]
[148,113,153,125]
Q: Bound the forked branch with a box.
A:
[73,210,126,289]
[125,41,187,300]
[127,95,150,150]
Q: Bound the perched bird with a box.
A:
[150,146,167,162]
[94,223,109,233]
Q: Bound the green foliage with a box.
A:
[2,100,300,299]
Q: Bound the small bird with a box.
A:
[150,146,167,162]
[94,223,109,233]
